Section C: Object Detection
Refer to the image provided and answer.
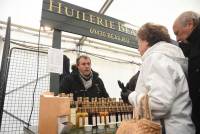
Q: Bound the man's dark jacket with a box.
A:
[179,20,200,133]
[59,69,109,101]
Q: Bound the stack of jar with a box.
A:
[68,94,133,128]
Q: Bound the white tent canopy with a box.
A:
[1,0,200,39]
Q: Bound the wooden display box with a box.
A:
[38,92,70,134]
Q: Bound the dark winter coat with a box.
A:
[59,69,109,101]
[179,20,200,133]
[59,55,70,82]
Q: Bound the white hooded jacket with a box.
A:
[128,41,195,134]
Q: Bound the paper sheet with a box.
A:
[48,48,63,74]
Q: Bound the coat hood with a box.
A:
[142,41,188,75]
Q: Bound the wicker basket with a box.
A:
[116,94,161,134]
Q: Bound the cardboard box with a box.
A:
[39,92,70,134]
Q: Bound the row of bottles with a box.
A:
[67,95,134,128]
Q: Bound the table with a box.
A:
[24,126,117,134]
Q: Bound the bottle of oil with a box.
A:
[76,107,84,128]
[82,107,88,126]
[116,106,121,122]
[70,101,77,126]
[109,106,116,123]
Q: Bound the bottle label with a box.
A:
[118,114,121,122]
[70,109,77,125]
[122,113,125,121]
[111,115,116,122]
[84,117,88,125]
[92,115,96,126]
[106,115,109,124]
[128,113,132,120]
[97,116,100,124]
[79,117,83,127]
[100,116,105,124]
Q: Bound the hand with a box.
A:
[117,80,127,92]
[121,89,132,103]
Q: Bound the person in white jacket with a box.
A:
[127,23,195,134]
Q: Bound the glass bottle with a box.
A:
[82,107,88,126]
[70,101,77,126]
[76,107,84,128]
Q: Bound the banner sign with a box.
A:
[41,0,138,48]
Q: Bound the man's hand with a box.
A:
[121,89,132,103]
[117,80,127,92]
[118,80,132,103]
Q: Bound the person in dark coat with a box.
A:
[118,71,140,103]
[173,11,200,134]
[60,55,109,101]
[59,55,70,82]
[125,71,140,92]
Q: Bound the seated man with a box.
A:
[60,55,109,100]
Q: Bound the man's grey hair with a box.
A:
[177,11,200,27]
[76,55,91,65]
